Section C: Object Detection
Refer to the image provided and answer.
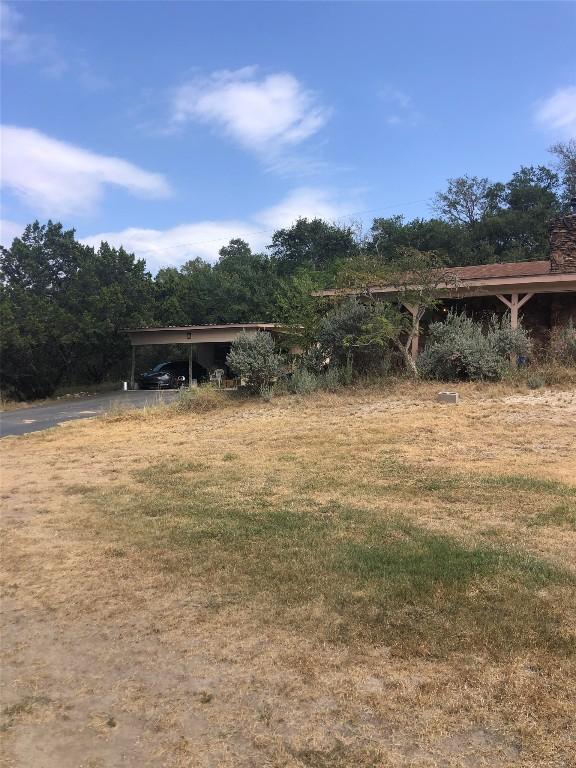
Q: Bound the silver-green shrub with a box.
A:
[419,312,531,381]
[319,366,344,392]
[226,331,285,396]
[288,368,318,395]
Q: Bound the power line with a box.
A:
[111,197,430,255]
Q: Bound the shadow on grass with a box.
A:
[73,457,576,660]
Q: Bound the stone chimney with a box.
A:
[550,197,576,273]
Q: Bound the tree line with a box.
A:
[1,142,574,400]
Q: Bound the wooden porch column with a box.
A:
[495,293,535,364]
[402,303,420,360]
[188,344,193,387]
[495,293,535,328]
[130,346,136,389]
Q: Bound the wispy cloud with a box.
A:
[1,1,111,88]
[379,88,421,127]
[0,1,66,75]
[1,125,171,217]
[169,67,330,170]
[535,86,576,138]
[81,187,356,272]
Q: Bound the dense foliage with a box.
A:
[1,146,574,399]
[419,313,532,381]
[226,331,284,395]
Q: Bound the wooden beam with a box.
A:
[496,294,513,309]
[517,292,534,309]
[401,302,418,316]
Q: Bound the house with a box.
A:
[316,204,576,358]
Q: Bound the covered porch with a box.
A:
[317,262,576,359]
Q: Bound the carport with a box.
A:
[124,323,285,389]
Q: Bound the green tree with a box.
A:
[212,239,279,322]
[268,218,357,276]
[549,140,576,206]
[332,248,456,377]
[432,176,495,225]
[1,222,154,399]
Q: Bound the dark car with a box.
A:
[136,360,207,389]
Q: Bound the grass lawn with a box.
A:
[1,382,575,767]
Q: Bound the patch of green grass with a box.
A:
[528,503,576,530]
[476,474,576,496]
[86,458,575,660]
[364,461,576,511]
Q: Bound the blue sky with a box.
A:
[1,1,575,271]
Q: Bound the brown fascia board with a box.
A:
[122,322,280,333]
[314,272,576,298]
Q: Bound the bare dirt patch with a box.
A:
[1,384,575,767]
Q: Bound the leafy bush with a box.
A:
[316,298,393,375]
[288,368,318,395]
[319,366,343,392]
[299,344,329,374]
[419,312,531,382]
[549,321,576,364]
[226,331,285,396]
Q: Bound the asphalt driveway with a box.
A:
[0,390,178,437]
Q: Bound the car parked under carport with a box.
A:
[136,360,208,390]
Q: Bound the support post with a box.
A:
[188,344,193,387]
[130,346,136,390]
[495,293,534,365]
[495,293,534,329]
[510,293,519,329]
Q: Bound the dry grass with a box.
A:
[1,383,575,767]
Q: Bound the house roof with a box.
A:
[446,260,551,281]
[315,258,576,298]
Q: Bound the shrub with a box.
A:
[299,345,329,374]
[319,366,344,392]
[526,374,546,390]
[419,312,531,382]
[549,321,576,365]
[288,368,318,395]
[175,384,225,413]
[316,298,393,375]
[226,332,285,396]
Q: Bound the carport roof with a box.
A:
[123,322,279,333]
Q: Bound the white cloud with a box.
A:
[0,125,171,216]
[256,187,352,230]
[379,88,421,127]
[81,221,259,272]
[535,86,576,138]
[170,67,329,157]
[0,218,24,246]
[81,187,356,272]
